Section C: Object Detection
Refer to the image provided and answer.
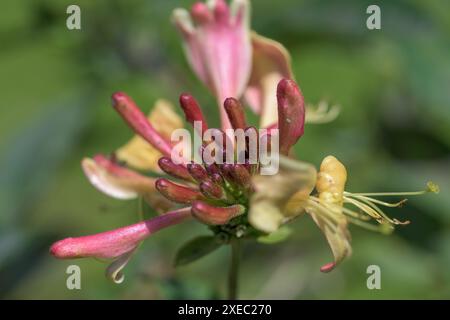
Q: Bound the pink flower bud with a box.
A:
[112,92,173,157]
[191,201,245,225]
[155,178,204,204]
[224,97,247,130]
[179,93,209,135]
[276,79,305,155]
[199,180,225,200]
[187,163,209,182]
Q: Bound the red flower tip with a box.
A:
[50,238,79,259]
[158,157,192,181]
[187,162,209,182]
[191,201,245,225]
[224,97,247,130]
[199,180,225,200]
[179,93,208,134]
[276,79,305,155]
[320,262,336,273]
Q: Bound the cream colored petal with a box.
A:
[82,157,156,200]
[244,32,293,127]
[308,208,352,273]
[249,156,317,233]
[116,99,183,172]
[105,249,136,284]
[249,200,284,234]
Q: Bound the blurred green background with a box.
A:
[1,0,449,299]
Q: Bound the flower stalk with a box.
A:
[228,239,241,300]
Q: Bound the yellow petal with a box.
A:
[116,99,183,172]
[316,155,347,206]
[244,32,294,127]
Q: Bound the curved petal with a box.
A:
[82,155,173,212]
[116,99,183,172]
[105,249,136,284]
[244,32,293,127]
[82,155,156,200]
[308,209,352,273]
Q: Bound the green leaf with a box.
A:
[174,236,222,267]
[257,226,293,244]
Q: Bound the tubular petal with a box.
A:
[50,208,192,259]
[112,92,173,157]
[179,93,209,135]
[115,99,183,171]
[224,97,247,130]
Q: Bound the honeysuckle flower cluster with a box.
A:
[50,0,438,289]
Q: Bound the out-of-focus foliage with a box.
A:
[0,0,449,299]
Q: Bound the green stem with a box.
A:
[228,239,241,300]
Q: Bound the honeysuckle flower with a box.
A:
[49,1,438,292]
[251,154,439,272]
[51,78,308,282]
[172,0,252,129]
[173,0,338,130]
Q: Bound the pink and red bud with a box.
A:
[221,163,251,190]
[187,163,209,182]
[191,201,245,225]
[179,93,208,135]
[224,98,247,130]
[229,164,252,190]
[155,178,204,204]
[158,157,193,181]
[276,79,305,155]
[199,180,225,200]
[112,92,173,157]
